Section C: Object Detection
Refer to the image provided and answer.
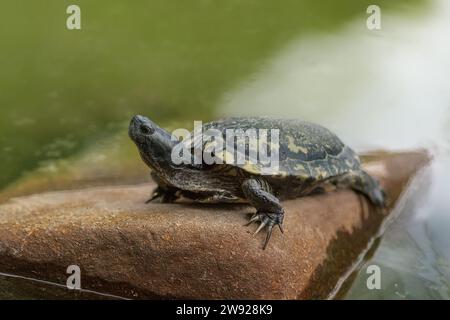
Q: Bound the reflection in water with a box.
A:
[345,156,450,299]
[219,0,450,299]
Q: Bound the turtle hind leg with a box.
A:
[332,170,386,207]
[242,178,285,250]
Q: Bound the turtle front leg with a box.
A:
[242,178,284,249]
[146,186,179,203]
[146,172,179,203]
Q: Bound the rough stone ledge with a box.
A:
[0,151,430,299]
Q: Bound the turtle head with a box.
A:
[129,115,176,171]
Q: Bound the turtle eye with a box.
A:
[140,125,155,135]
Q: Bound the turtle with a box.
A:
[128,115,386,249]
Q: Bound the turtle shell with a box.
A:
[182,117,361,180]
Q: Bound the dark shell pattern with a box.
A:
[193,117,361,181]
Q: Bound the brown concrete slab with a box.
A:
[0,151,430,299]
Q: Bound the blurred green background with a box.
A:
[0,0,423,190]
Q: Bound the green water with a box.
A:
[0,0,422,189]
[343,156,450,299]
[2,0,449,299]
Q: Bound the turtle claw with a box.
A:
[146,187,179,204]
[253,220,267,236]
[244,213,259,226]
[263,225,274,250]
[246,212,284,249]
[145,192,162,203]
